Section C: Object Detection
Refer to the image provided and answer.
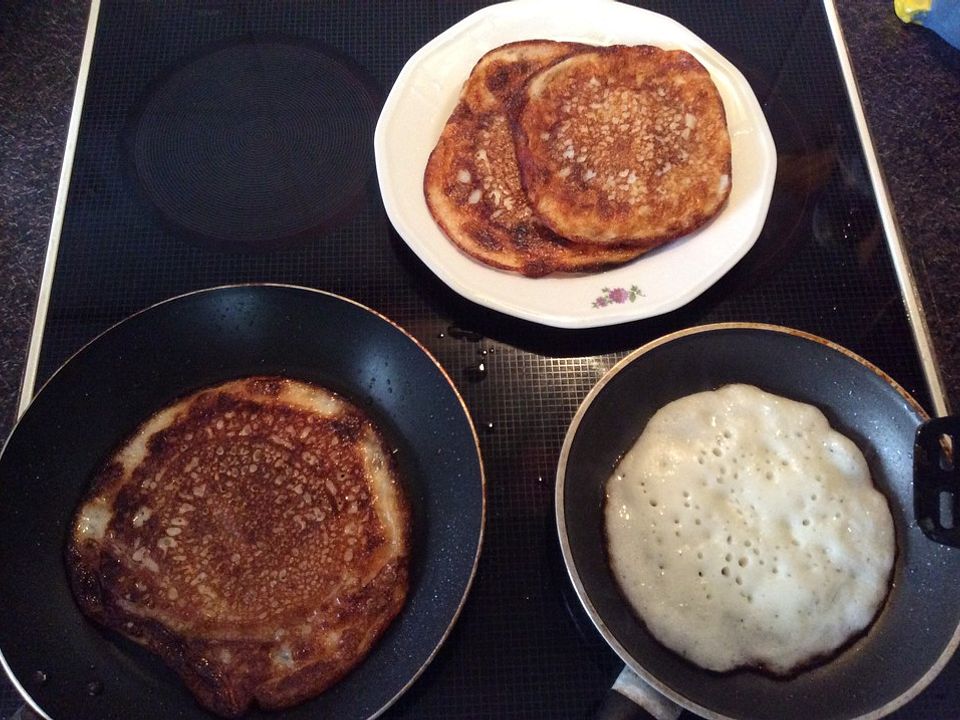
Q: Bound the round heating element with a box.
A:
[126,39,380,248]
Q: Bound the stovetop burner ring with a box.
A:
[124,36,380,250]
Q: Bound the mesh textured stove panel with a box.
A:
[9,2,940,719]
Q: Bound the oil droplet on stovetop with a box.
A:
[465,361,487,382]
[33,670,48,685]
[86,680,103,696]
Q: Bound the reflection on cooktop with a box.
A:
[124,37,380,250]
[715,51,818,284]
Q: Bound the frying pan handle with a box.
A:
[915,416,960,547]
[596,688,662,720]
[595,666,684,720]
[10,705,43,720]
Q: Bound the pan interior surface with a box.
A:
[0,285,484,720]
[560,325,960,720]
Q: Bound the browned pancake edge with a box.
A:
[66,376,411,717]
[424,40,652,277]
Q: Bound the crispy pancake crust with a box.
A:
[512,45,732,246]
[66,377,410,717]
[424,40,651,277]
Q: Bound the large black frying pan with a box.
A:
[0,284,485,720]
[557,323,960,720]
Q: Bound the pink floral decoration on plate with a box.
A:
[592,285,644,309]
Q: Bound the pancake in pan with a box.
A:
[513,45,732,246]
[66,376,411,717]
[424,40,651,277]
[605,384,895,676]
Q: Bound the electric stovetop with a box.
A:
[5,1,957,718]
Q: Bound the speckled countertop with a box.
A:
[0,0,958,715]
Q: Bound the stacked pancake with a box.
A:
[424,41,732,277]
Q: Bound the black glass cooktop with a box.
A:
[6,1,957,719]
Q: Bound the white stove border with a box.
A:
[18,0,102,420]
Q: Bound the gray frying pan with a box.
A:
[557,323,960,720]
[0,284,485,720]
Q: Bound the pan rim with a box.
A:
[0,282,486,720]
[555,321,957,720]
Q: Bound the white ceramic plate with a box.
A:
[374,0,777,328]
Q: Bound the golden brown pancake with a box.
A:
[424,40,651,277]
[512,45,732,246]
[66,376,410,717]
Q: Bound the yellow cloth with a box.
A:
[895,0,932,23]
